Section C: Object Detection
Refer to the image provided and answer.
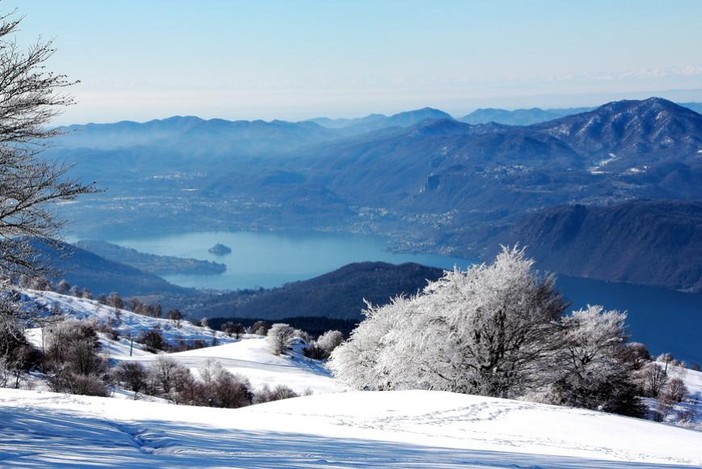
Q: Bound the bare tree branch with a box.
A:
[0,9,95,280]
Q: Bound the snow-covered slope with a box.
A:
[20,289,338,394]
[21,290,232,348]
[0,388,699,468]
[9,288,702,467]
[122,338,339,394]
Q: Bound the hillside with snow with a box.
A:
[19,290,337,395]
[5,288,700,467]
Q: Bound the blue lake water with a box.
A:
[112,231,473,290]
[112,230,702,364]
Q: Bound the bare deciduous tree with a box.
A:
[0,10,95,279]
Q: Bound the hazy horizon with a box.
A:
[5,0,702,125]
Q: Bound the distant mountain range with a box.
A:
[459,106,595,125]
[47,97,702,292]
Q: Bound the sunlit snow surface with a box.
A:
[8,289,702,468]
[0,389,700,468]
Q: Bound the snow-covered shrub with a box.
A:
[330,247,644,416]
[660,378,689,404]
[198,359,253,408]
[317,330,344,354]
[147,355,193,403]
[329,296,403,391]
[253,383,299,404]
[113,361,148,399]
[221,321,244,339]
[137,327,166,353]
[635,362,668,398]
[45,319,108,396]
[50,372,109,397]
[0,300,40,389]
[620,342,651,370]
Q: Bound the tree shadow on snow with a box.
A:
[0,406,694,468]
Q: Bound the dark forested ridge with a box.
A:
[27,239,191,297]
[186,262,445,321]
[499,200,702,292]
[75,240,226,276]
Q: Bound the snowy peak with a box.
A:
[536,97,702,159]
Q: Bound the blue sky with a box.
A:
[6,0,702,124]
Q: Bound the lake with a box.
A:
[112,231,473,290]
[112,230,702,364]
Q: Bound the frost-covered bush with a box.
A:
[660,377,688,404]
[198,360,253,408]
[0,300,41,388]
[331,247,566,397]
[147,355,194,403]
[304,330,344,360]
[137,328,166,353]
[221,321,244,339]
[330,247,644,416]
[267,323,295,355]
[548,306,641,416]
[317,330,344,354]
[250,320,270,336]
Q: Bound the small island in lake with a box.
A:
[208,243,232,256]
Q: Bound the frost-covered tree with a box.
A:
[635,362,668,398]
[106,292,124,310]
[148,355,195,404]
[253,383,299,404]
[0,297,40,388]
[266,323,295,355]
[221,321,244,339]
[548,305,641,415]
[55,280,70,295]
[305,329,345,359]
[317,330,344,355]
[0,10,94,279]
[329,296,408,390]
[250,320,269,336]
[660,377,688,404]
[331,247,566,397]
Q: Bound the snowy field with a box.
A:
[6,289,702,467]
[0,388,701,468]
